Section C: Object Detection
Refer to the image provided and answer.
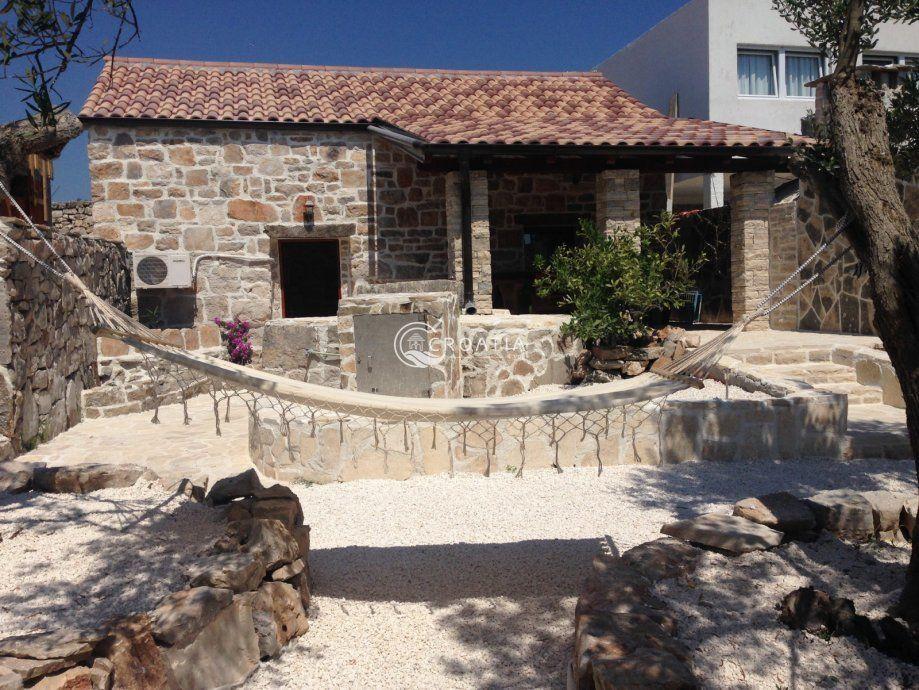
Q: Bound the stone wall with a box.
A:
[0,217,131,451]
[259,316,341,387]
[86,124,373,330]
[371,142,448,281]
[51,200,93,236]
[487,171,595,274]
[460,314,580,397]
[769,179,918,335]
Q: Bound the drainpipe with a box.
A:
[458,152,476,314]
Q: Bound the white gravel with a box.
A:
[668,379,772,401]
[657,535,919,689]
[245,459,914,689]
[0,480,223,638]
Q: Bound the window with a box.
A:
[785,52,822,97]
[738,50,776,96]
[903,57,919,86]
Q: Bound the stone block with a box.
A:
[733,492,816,535]
[150,587,233,648]
[661,513,783,555]
[806,489,875,541]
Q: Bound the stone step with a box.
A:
[845,404,912,460]
[757,362,858,385]
[816,382,884,405]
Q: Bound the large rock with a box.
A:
[0,462,32,494]
[31,666,93,690]
[205,469,263,506]
[660,513,783,555]
[250,497,302,529]
[592,648,698,690]
[150,587,233,647]
[805,490,876,541]
[162,598,260,690]
[621,538,703,582]
[212,518,300,572]
[0,630,94,662]
[239,582,308,660]
[96,615,178,690]
[779,587,877,644]
[0,667,22,690]
[270,559,305,582]
[732,492,816,535]
[860,490,914,534]
[32,464,156,494]
[187,553,265,593]
[0,658,73,683]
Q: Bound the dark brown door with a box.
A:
[279,239,341,317]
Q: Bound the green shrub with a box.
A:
[534,216,702,347]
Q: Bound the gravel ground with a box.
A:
[668,379,771,401]
[0,481,223,638]
[244,459,915,689]
[657,536,919,689]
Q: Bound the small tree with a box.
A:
[534,217,701,347]
[773,0,919,623]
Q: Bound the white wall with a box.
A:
[596,0,710,118]
[709,0,919,134]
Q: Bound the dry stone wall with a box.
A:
[51,200,93,236]
[0,217,131,451]
[769,179,918,335]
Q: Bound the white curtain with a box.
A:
[738,52,775,95]
[786,54,820,97]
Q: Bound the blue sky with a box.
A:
[0,0,688,201]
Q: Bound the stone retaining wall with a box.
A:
[259,316,340,386]
[248,373,848,483]
[0,217,131,453]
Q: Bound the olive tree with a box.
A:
[773,0,919,621]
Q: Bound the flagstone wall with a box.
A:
[0,216,131,453]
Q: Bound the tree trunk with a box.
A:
[0,110,83,187]
[821,73,919,622]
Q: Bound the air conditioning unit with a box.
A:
[132,252,192,289]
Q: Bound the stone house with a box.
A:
[80,57,798,340]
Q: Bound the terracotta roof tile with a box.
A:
[81,57,796,148]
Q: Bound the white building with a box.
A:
[597,0,919,208]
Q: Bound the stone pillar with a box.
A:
[445,169,492,314]
[730,171,774,329]
[703,173,725,209]
[596,169,640,235]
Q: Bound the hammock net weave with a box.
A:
[0,180,850,475]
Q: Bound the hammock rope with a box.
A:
[0,182,851,474]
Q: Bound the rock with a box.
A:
[240,582,308,660]
[904,501,917,541]
[591,648,698,690]
[291,525,310,562]
[225,501,252,523]
[32,464,157,494]
[206,469,262,506]
[250,497,302,529]
[162,598,260,690]
[0,630,94,662]
[779,587,877,644]
[31,666,93,689]
[287,571,311,611]
[590,359,625,372]
[89,658,112,690]
[176,478,206,503]
[683,334,702,348]
[150,587,233,647]
[0,658,73,683]
[860,490,914,534]
[622,360,648,377]
[574,612,690,687]
[0,667,22,690]
[95,615,178,690]
[0,462,32,494]
[621,537,703,581]
[211,520,253,554]
[879,616,919,664]
[187,553,265,594]
[661,513,783,555]
[270,559,305,582]
[242,519,300,571]
[805,489,876,541]
[732,492,816,535]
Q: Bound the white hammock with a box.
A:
[0,180,851,473]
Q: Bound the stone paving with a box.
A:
[16,395,249,487]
